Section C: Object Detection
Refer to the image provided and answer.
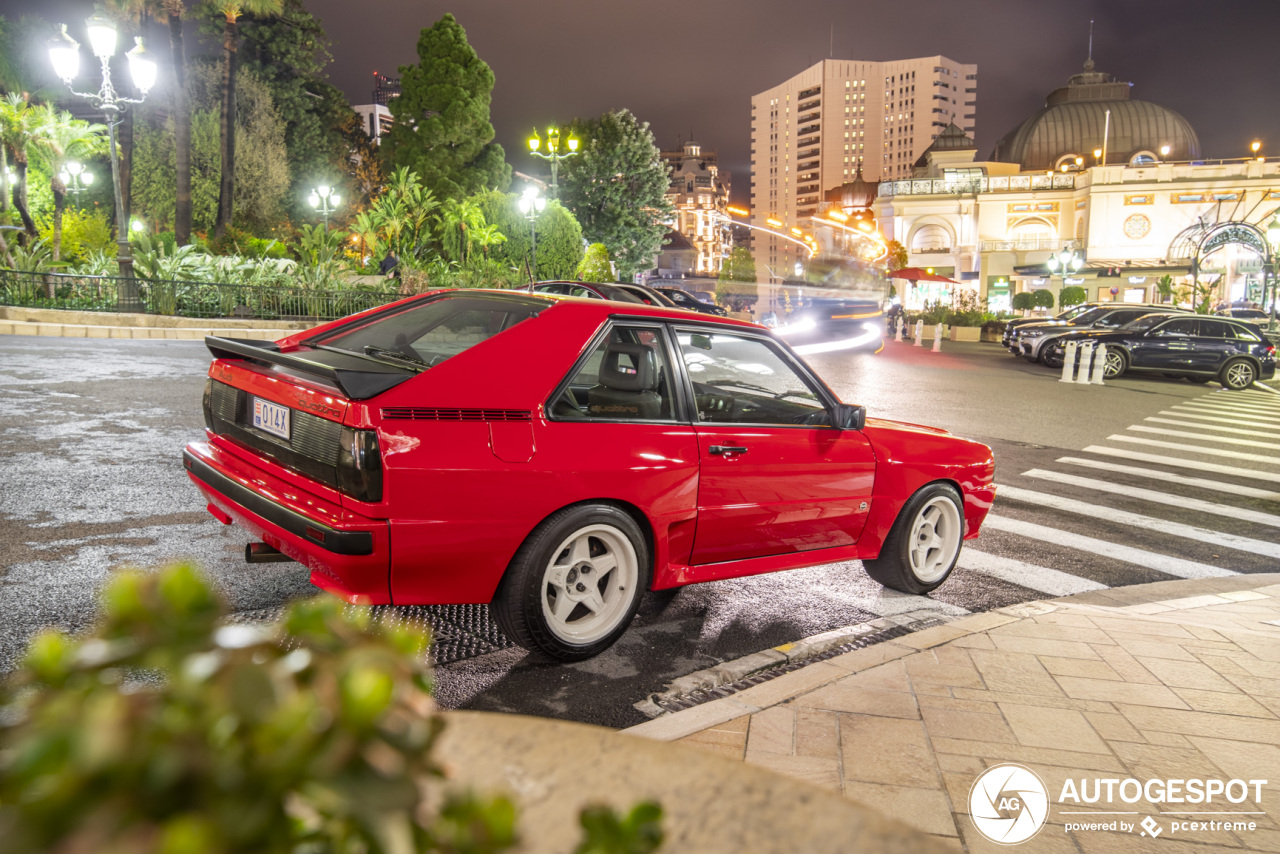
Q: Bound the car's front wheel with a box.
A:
[862,483,965,595]
[492,504,649,662]
[1043,343,1065,368]
[1102,348,1128,379]
[1219,358,1257,390]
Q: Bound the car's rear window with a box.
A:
[312,294,542,367]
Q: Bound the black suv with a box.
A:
[1044,313,1276,389]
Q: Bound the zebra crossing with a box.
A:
[948,385,1280,602]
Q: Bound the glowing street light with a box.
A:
[517,186,547,282]
[308,185,340,230]
[1266,216,1280,333]
[527,125,578,196]
[50,14,156,303]
[59,160,94,196]
[1046,245,1084,310]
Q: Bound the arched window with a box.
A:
[910,224,952,254]
[1054,153,1085,171]
[1010,218,1055,249]
[1129,151,1158,166]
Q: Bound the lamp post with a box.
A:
[49,14,155,309]
[1266,216,1280,334]
[1046,245,1083,310]
[527,126,578,197]
[516,186,546,283]
[59,161,95,196]
[308,185,340,230]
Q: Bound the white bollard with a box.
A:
[894,320,903,342]
[914,321,923,347]
[932,323,943,353]
[1090,343,1108,385]
[1075,341,1095,384]
[1059,340,1078,383]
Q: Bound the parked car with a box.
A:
[1216,307,1270,321]
[653,286,728,316]
[608,282,681,308]
[525,280,645,303]
[1042,313,1276,388]
[1017,304,1187,364]
[184,290,996,661]
[1003,302,1100,350]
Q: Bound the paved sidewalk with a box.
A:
[626,574,1280,852]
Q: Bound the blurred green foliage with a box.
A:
[0,564,663,854]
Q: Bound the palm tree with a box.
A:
[30,106,109,262]
[206,0,282,238]
[0,93,40,238]
[435,197,485,265]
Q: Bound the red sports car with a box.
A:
[184,290,996,660]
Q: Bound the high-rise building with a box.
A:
[352,73,402,144]
[750,56,976,278]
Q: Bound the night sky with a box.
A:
[14,0,1280,203]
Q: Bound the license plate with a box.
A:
[252,397,290,440]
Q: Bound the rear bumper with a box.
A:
[183,441,391,604]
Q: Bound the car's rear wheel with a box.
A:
[862,483,964,595]
[1219,358,1257,390]
[1103,349,1128,379]
[492,504,649,662]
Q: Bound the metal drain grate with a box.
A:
[649,619,941,714]
[373,603,515,665]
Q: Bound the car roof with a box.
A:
[483,288,760,329]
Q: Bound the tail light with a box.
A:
[337,427,382,503]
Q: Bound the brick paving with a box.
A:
[626,575,1280,852]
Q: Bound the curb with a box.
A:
[0,320,296,340]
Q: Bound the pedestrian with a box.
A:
[379,251,399,278]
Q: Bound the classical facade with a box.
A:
[751,55,977,281]
[661,140,732,274]
[874,62,1279,311]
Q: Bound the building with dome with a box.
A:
[873,61,1280,312]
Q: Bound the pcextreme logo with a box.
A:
[970,765,1270,845]
[969,764,1050,845]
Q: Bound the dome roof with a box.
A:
[913,122,976,169]
[824,164,878,211]
[990,64,1201,171]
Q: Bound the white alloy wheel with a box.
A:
[907,496,963,584]
[540,524,639,644]
[1221,359,1256,390]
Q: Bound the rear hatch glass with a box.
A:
[308,292,545,370]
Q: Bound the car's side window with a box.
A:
[677,330,829,426]
[550,326,674,422]
[1154,319,1199,337]
[1199,321,1231,339]
[1230,325,1261,342]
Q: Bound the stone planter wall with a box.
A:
[949,326,982,342]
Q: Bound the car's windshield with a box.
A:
[1059,303,1093,320]
[592,284,646,304]
[309,293,543,368]
[1072,307,1110,325]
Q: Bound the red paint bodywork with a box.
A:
[184,293,996,606]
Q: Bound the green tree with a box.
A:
[384,14,511,203]
[718,246,757,283]
[29,106,108,261]
[577,242,613,282]
[558,109,672,281]
[1011,291,1035,314]
[238,0,359,223]
[1031,289,1055,309]
[435,195,485,264]
[0,93,40,237]
[475,189,583,280]
[1155,274,1175,304]
[349,166,438,266]
[884,239,909,272]
[202,0,284,237]
[1058,285,1086,308]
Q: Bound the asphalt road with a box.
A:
[2,334,1277,729]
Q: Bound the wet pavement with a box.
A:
[1,334,1276,729]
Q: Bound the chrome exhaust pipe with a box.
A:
[245,542,294,564]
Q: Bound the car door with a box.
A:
[674,327,877,565]
[1136,317,1199,370]
[1193,319,1239,372]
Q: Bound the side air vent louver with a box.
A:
[380,408,532,422]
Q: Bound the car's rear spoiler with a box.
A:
[205,336,413,400]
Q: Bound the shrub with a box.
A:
[0,564,664,854]
[1059,285,1086,307]
[38,209,115,263]
[1011,291,1035,312]
[577,243,614,283]
[1031,289,1055,309]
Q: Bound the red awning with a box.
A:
[888,267,961,284]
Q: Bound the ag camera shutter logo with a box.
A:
[970,763,1050,845]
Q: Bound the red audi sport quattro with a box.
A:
[184,290,996,661]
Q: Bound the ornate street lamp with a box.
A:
[1046,245,1083,310]
[527,126,578,196]
[59,160,95,196]
[308,185,340,230]
[49,15,155,309]
[516,186,546,282]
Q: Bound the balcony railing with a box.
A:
[979,238,1078,252]
[878,172,1078,197]
[799,99,821,111]
[798,124,820,136]
[798,112,820,123]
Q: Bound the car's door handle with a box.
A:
[709,445,749,456]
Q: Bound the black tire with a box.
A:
[491,504,650,662]
[1043,344,1064,369]
[1219,358,1257,390]
[862,483,965,595]
[1102,348,1128,379]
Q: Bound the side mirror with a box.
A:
[833,403,866,430]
